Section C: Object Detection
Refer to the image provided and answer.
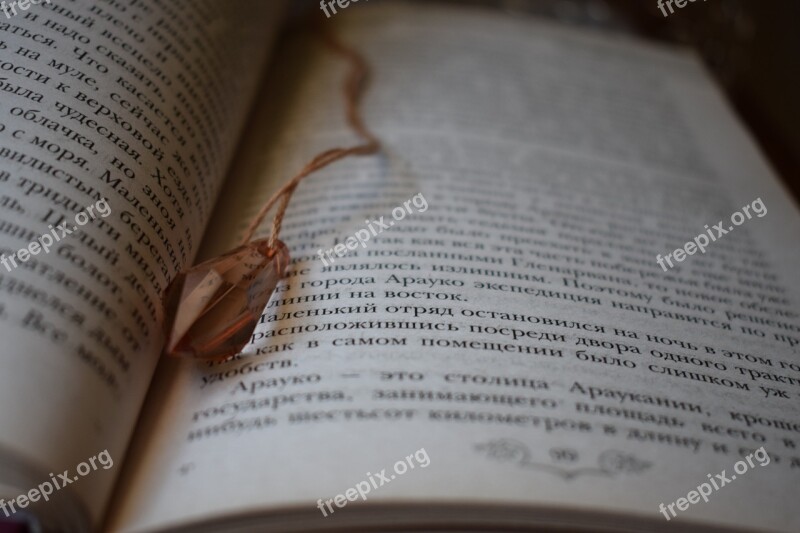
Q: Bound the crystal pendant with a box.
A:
[163,239,290,361]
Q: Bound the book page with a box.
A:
[110,4,800,532]
[0,0,283,528]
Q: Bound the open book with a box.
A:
[0,1,798,531]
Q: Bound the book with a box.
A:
[0,1,797,531]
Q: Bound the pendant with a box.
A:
[162,239,290,361]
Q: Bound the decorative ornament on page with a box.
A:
[161,25,381,361]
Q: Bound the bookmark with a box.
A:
[162,29,380,361]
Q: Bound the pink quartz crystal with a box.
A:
[163,239,289,361]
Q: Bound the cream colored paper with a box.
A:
[109,4,799,533]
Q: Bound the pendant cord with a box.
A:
[240,27,381,248]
